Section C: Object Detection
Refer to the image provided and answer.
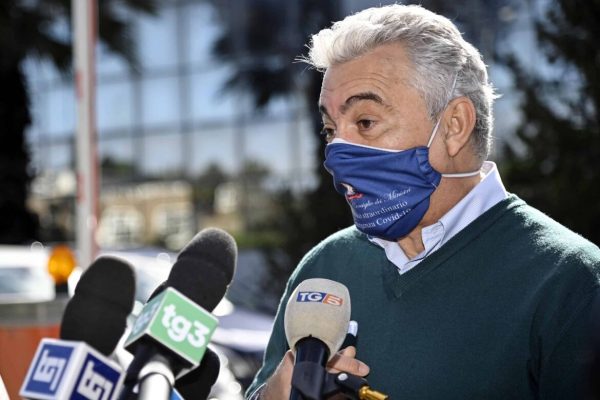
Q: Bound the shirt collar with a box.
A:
[370,161,508,274]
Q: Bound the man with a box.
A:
[247,4,600,399]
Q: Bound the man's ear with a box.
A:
[442,96,476,157]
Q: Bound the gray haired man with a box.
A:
[247,4,600,399]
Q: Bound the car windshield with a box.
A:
[0,267,54,302]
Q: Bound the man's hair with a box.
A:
[305,4,498,160]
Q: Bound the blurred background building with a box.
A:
[24,0,316,250]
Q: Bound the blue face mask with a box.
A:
[323,104,479,241]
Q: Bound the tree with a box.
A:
[0,0,156,244]
[209,0,353,310]
[500,0,600,245]
[193,162,230,214]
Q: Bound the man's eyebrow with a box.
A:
[318,92,387,119]
[340,92,386,114]
[319,103,330,119]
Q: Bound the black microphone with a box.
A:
[119,227,237,400]
[174,346,221,399]
[60,256,136,355]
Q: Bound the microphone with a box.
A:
[120,227,237,400]
[20,257,136,400]
[174,345,221,399]
[20,339,125,400]
[285,278,351,400]
[61,256,136,355]
[126,280,222,399]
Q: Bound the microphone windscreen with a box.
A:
[284,278,351,360]
[147,280,167,301]
[60,256,135,355]
[174,347,221,400]
[167,227,237,311]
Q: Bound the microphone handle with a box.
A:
[118,342,155,400]
[290,337,329,400]
[138,354,176,400]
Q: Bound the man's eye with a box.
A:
[357,119,375,130]
[320,127,335,142]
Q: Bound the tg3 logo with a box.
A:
[161,304,210,347]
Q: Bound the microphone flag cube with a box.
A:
[124,287,218,367]
[20,338,124,400]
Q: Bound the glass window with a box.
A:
[46,85,76,137]
[45,141,74,171]
[136,6,179,70]
[243,115,318,189]
[23,58,60,85]
[98,81,134,131]
[185,2,223,66]
[139,132,184,176]
[261,96,297,119]
[98,206,144,247]
[99,136,134,162]
[189,125,236,175]
[152,202,194,242]
[97,50,129,77]
[190,66,238,121]
[99,136,135,180]
[141,76,181,126]
[244,119,294,178]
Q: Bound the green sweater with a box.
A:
[247,196,600,399]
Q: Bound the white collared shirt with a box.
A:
[369,161,508,274]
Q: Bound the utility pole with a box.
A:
[72,0,99,269]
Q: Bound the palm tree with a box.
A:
[0,0,156,244]
[208,0,354,311]
[209,0,353,241]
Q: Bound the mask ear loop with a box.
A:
[426,74,459,149]
[427,117,443,148]
[427,74,481,178]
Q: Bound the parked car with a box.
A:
[0,243,76,304]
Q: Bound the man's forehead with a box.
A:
[319,45,412,96]
[319,70,411,117]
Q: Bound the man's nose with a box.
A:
[334,124,359,143]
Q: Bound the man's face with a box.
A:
[319,43,442,158]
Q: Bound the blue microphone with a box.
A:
[20,338,124,400]
[20,256,136,400]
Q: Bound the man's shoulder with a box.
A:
[490,196,600,283]
[301,226,370,262]
[290,226,381,281]
[318,225,367,247]
[504,197,599,256]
